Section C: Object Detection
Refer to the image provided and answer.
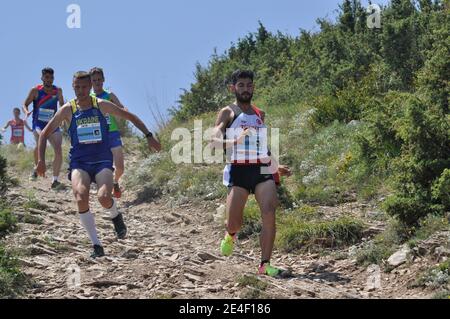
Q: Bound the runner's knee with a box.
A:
[73,188,89,205]
[260,200,278,216]
[98,190,112,207]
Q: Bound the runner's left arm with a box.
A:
[99,100,161,152]
[268,154,292,177]
[260,110,266,122]
[259,109,291,177]
[24,121,33,132]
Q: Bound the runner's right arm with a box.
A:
[1,122,9,133]
[36,104,72,177]
[23,87,38,119]
[57,88,65,108]
[1,121,11,131]
[209,107,249,150]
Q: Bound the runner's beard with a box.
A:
[236,92,253,104]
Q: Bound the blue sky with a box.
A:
[0,0,389,146]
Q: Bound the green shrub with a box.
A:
[356,241,396,267]
[277,215,365,252]
[0,209,17,237]
[0,245,28,298]
[411,260,450,290]
[356,219,409,266]
[408,214,449,246]
[432,169,450,211]
[383,192,433,227]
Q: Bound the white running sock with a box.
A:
[107,198,119,220]
[79,211,101,246]
[52,176,58,182]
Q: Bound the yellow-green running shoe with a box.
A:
[220,233,236,256]
[258,263,282,277]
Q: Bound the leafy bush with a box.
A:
[356,219,409,266]
[411,260,450,290]
[0,245,28,298]
[277,214,365,252]
[0,207,17,237]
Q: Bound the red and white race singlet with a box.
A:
[9,119,25,144]
[225,104,270,165]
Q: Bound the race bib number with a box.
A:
[233,128,268,162]
[38,108,55,123]
[77,123,102,144]
[236,132,259,157]
[13,129,23,137]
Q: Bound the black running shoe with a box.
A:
[91,245,105,259]
[112,213,127,239]
[51,180,63,190]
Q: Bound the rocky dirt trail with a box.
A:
[2,165,446,299]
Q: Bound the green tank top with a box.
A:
[91,90,119,133]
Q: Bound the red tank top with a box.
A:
[9,119,25,143]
